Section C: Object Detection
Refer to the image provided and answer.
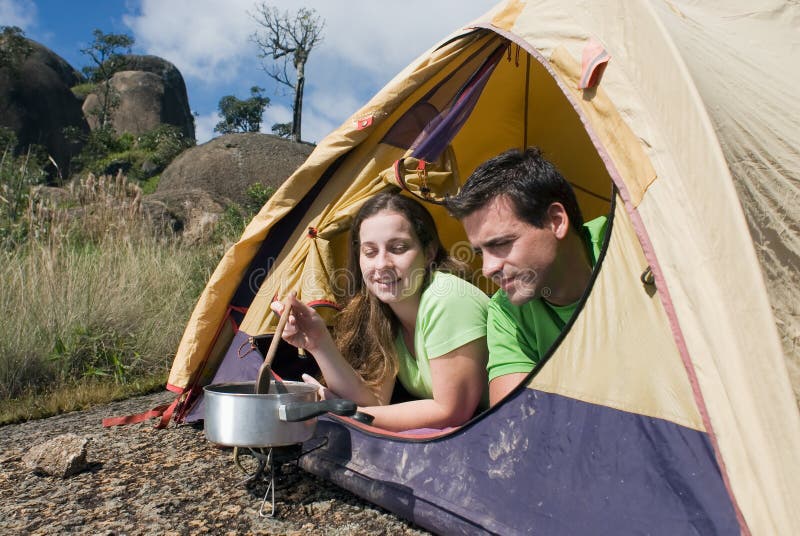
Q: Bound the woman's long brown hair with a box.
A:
[333,190,465,395]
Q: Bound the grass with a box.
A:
[0,169,231,424]
[0,373,166,425]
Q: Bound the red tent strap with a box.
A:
[101,395,181,428]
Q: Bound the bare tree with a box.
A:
[250,4,324,142]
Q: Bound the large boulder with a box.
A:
[156,133,314,208]
[142,188,226,243]
[83,55,194,142]
[0,39,88,176]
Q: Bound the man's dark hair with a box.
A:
[445,146,584,231]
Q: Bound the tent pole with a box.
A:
[523,49,530,150]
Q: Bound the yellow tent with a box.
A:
[158,1,799,533]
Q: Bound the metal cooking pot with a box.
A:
[203,381,357,448]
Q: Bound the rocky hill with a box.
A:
[157,132,313,206]
[2,36,313,239]
[0,39,88,174]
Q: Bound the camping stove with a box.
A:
[233,439,326,517]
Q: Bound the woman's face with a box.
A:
[358,210,429,306]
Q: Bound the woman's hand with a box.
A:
[270,294,388,409]
[301,373,340,400]
[269,294,333,354]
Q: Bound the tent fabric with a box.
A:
[650,0,800,403]
[305,388,739,535]
[164,0,800,533]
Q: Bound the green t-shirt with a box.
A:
[486,216,608,382]
[395,271,490,399]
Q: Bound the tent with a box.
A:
[152,0,800,533]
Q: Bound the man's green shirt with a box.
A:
[486,216,608,381]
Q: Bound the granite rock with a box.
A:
[22,433,89,478]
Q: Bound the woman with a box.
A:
[271,192,489,432]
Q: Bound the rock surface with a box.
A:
[83,55,195,142]
[22,433,89,478]
[156,133,314,208]
[0,39,88,175]
[0,391,430,535]
[142,188,225,241]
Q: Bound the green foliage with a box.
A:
[0,26,33,73]
[136,124,193,168]
[80,29,135,127]
[0,127,18,151]
[80,29,134,83]
[245,182,275,212]
[140,174,160,195]
[271,122,292,139]
[70,82,97,100]
[70,124,193,182]
[48,325,139,385]
[69,125,121,174]
[0,147,49,249]
[214,86,270,134]
[212,204,248,243]
[211,183,276,244]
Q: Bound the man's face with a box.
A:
[461,196,559,306]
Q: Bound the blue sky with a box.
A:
[2,0,497,144]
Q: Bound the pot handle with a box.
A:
[279,399,357,422]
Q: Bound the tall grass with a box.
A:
[0,169,227,423]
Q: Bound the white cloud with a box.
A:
[123,0,256,84]
[124,0,494,87]
[194,111,220,144]
[262,102,291,127]
[309,1,495,81]
[303,86,364,143]
[0,0,37,29]
[301,112,338,146]
[123,0,496,143]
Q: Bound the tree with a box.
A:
[214,86,270,134]
[80,29,135,128]
[0,26,33,74]
[250,4,324,143]
[270,122,292,139]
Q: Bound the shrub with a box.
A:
[0,147,49,249]
[70,82,96,100]
[244,182,275,213]
[69,124,193,182]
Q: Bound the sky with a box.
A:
[1,0,498,144]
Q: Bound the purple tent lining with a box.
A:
[412,43,506,163]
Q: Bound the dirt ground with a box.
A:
[0,391,432,535]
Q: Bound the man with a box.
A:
[445,147,607,405]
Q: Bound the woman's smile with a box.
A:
[358,211,429,306]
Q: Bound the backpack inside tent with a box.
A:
[142,1,800,533]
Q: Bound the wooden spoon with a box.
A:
[255,301,291,394]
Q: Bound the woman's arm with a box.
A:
[358,337,488,432]
[271,295,393,407]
